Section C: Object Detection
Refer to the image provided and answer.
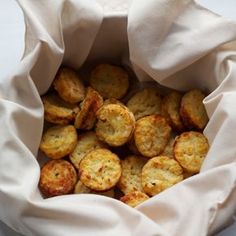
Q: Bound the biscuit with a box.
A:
[141,156,183,196]
[162,91,184,132]
[90,64,129,99]
[174,131,209,173]
[74,87,103,130]
[96,104,135,147]
[74,180,115,197]
[180,89,208,130]
[79,149,121,191]
[53,67,85,103]
[126,88,162,120]
[42,93,80,125]
[117,155,147,194]
[40,125,78,159]
[134,115,172,157]
[69,131,107,170]
[120,191,149,208]
[39,160,77,197]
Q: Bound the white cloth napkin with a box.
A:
[1,0,236,235]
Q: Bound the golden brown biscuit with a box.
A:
[120,191,149,208]
[126,88,162,120]
[74,87,103,130]
[96,104,135,147]
[141,156,183,196]
[162,91,184,132]
[42,93,80,125]
[174,131,209,173]
[90,64,129,99]
[79,149,121,191]
[69,131,107,170]
[134,115,172,158]
[40,125,77,159]
[39,160,77,197]
[180,89,208,130]
[53,67,85,103]
[117,155,147,194]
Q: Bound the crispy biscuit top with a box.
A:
[39,160,77,197]
[127,88,162,120]
[79,148,121,191]
[96,104,135,146]
[40,125,77,159]
[174,131,209,173]
[90,64,129,99]
[53,67,85,103]
[134,115,172,157]
[141,156,183,196]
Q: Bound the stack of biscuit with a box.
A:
[39,63,209,208]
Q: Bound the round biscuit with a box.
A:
[126,88,162,120]
[120,191,149,208]
[96,104,135,147]
[39,160,77,197]
[42,93,80,125]
[74,87,103,130]
[40,125,78,159]
[117,155,147,194]
[141,156,183,196]
[69,131,107,170]
[53,67,85,103]
[162,91,184,132]
[174,131,209,173]
[90,64,129,99]
[134,115,172,157]
[79,149,121,191]
[180,89,208,130]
